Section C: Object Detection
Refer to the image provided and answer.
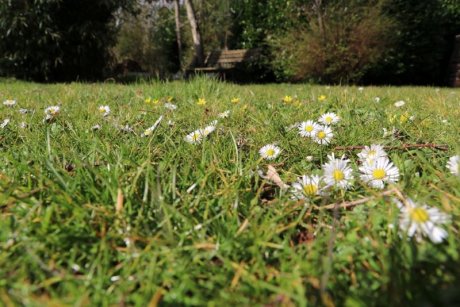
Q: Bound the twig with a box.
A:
[429,184,460,202]
[319,188,397,210]
[334,143,448,151]
[116,188,123,214]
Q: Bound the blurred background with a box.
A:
[0,0,459,85]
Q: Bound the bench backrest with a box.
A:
[204,49,260,69]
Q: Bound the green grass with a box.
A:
[1,78,459,306]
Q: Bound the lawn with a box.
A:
[1,78,459,306]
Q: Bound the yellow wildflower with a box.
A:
[231,97,240,104]
[197,98,206,106]
[318,95,327,102]
[282,96,293,104]
[400,112,410,124]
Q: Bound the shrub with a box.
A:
[269,0,395,84]
[113,5,179,79]
[0,0,134,82]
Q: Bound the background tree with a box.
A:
[0,0,136,82]
[184,0,204,67]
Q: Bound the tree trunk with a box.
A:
[173,0,182,70]
[184,0,204,67]
[313,0,325,40]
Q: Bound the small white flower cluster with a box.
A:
[44,106,60,121]
[298,112,340,145]
[290,153,354,200]
[289,145,400,200]
[358,145,399,190]
[184,120,218,144]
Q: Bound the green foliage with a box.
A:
[114,5,180,78]
[269,0,395,83]
[364,0,460,85]
[0,80,459,305]
[229,0,460,85]
[0,0,135,81]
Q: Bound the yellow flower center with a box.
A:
[305,125,313,132]
[303,184,318,196]
[410,208,429,223]
[325,116,332,123]
[372,168,386,180]
[368,150,376,158]
[333,169,344,181]
[317,131,326,139]
[192,133,200,141]
[266,149,275,156]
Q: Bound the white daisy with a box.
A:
[357,144,388,164]
[359,157,399,189]
[91,124,102,131]
[358,87,364,92]
[298,120,320,138]
[259,144,281,160]
[141,116,163,137]
[374,97,381,103]
[318,112,340,126]
[394,100,405,107]
[142,127,156,137]
[19,108,30,114]
[185,130,203,144]
[395,198,450,243]
[98,105,110,117]
[218,110,230,118]
[119,124,134,133]
[1,118,10,129]
[44,106,60,121]
[291,175,323,200]
[3,99,16,107]
[322,154,354,190]
[164,103,177,111]
[19,122,27,129]
[313,125,333,145]
[447,155,459,176]
[306,155,314,162]
[202,124,216,136]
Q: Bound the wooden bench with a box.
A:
[191,49,260,79]
[448,34,460,87]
